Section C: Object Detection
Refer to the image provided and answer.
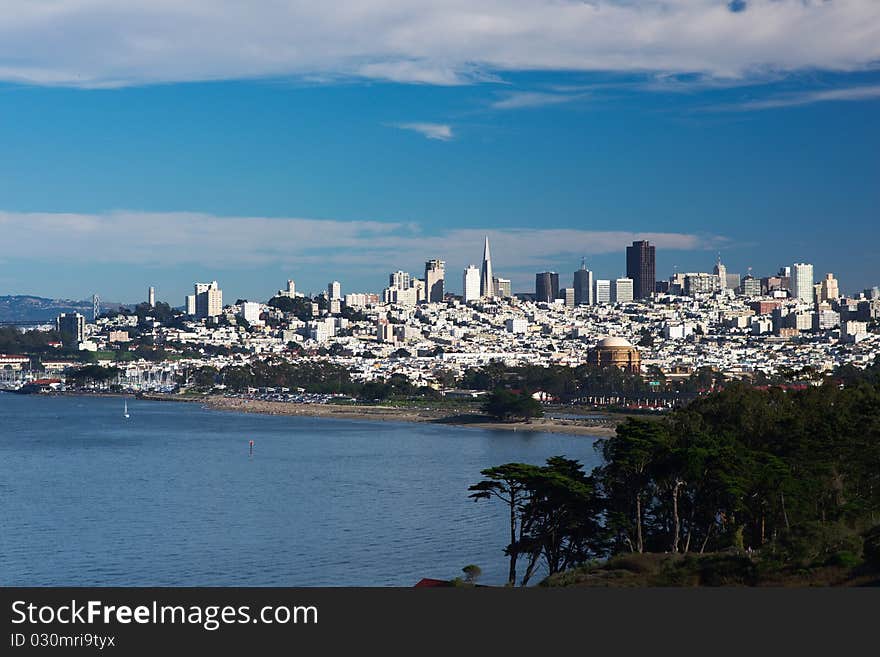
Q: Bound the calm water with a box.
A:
[0,394,602,586]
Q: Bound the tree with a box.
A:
[461,565,482,584]
[193,366,219,391]
[481,389,544,422]
[469,463,543,586]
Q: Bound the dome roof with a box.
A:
[595,336,633,348]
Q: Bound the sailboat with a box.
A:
[123,398,130,419]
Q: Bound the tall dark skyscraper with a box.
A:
[535,271,560,303]
[626,240,656,299]
[573,258,593,305]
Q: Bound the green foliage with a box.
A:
[462,564,482,584]
[481,389,544,422]
[469,458,602,586]
[0,327,62,354]
[267,295,314,321]
[68,364,119,385]
[773,522,863,567]
[862,525,880,566]
[476,380,880,584]
[133,301,176,323]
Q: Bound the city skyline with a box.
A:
[0,4,877,301]
[1,238,871,308]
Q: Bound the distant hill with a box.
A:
[0,295,126,323]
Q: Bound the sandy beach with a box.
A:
[139,394,618,437]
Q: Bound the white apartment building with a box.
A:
[463,266,481,302]
[793,263,814,303]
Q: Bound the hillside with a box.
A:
[0,295,124,323]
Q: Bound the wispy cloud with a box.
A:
[0,2,878,87]
[491,91,587,110]
[391,122,454,140]
[708,84,880,111]
[0,211,725,272]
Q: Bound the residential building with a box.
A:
[191,281,223,319]
[819,273,840,302]
[425,259,445,303]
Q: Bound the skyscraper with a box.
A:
[714,257,727,290]
[463,266,481,302]
[594,279,611,304]
[328,281,341,300]
[612,278,634,303]
[626,240,656,299]
[425,259,446,303]
[480,236,494,298]
[573,259,594,305]
[535,272,559,303]
[793,263,814,303]
[56,312,85,346]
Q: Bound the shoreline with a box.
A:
[142,393,619,437]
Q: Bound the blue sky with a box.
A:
[0,1,878,303]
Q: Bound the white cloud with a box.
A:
[392,122,454,140]
[0,2,877,87]
[710,83,880,110]
[0,211,724,273]
[491,91,587,110]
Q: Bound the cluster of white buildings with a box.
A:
[22,245,880,394]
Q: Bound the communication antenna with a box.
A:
[92,294,100,322]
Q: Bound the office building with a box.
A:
[684,273,720,296]
[626,240,656,299]
[425,259,446,303]
[714,258,727,290]
[480,236,495,298]
[560,287,575,307]
[493,277,512,298]
[463,266,481,302]
[535,271,560,303]
[328,281,341,301]
[573,261,593,305]
[594,279,611,304]
[56,312,85,346]
[612,278,634,303]
[793,263,814,303]
[741,275,762,297]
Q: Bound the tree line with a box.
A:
[471,374,880,585]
